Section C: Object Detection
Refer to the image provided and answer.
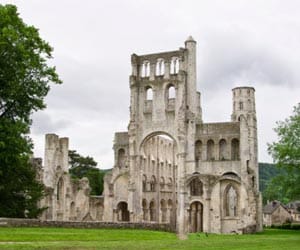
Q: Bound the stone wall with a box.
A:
[0,218,174,232]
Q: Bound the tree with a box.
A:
[258,162,284,204]
[267,103,300,202]
[0,4,61,217]
[69,150,106,195]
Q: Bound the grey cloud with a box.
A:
[31,112,71,135]
[198,32,298,91]
[45,56,130,121]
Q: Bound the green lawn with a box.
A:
[0,227,299,250]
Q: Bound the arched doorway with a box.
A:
[189,201,203,233]
[117,202,130,221]
[149,200,156,222]
[167,199,173,224]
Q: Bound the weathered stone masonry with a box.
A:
[103,37,262,235]
[39,37,262,236]
[38,134,104,222]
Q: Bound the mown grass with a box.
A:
[0,227,299,250]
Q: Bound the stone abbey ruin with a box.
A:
[37,37,262,236]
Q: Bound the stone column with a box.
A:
[164,61,170,79]
[177,152,187,239]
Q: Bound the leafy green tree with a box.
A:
[0,4,61,217]
[267,103,300,202]
[258,162,284,204]
[69,150,105,195]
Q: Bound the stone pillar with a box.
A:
[150,62,155,81]
[191,208,196,232]
[164,61,170,79]
[214,140,219,161]
[177,152,187,239]
[184,36,197,114]
[197,207,202,232]
[203,143,207,161]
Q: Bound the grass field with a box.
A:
[0,227,299,250]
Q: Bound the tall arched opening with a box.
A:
[189,201,203,233]
[140,132,177,224]
[117,201,130,222]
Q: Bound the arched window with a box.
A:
[190,178,203,196]
[167,85,176,99]
[160,177,165,187]
[219,139,227,160]
[239,101,243,110]
[155,58,165,76]
[141,61,150,77]
[146,87,153,100]
[195,140,202,161]
[231,139,240,160]
[207,139,215,160]
[167,177,172,188]
[150,175,156,191]
[166,85,176,110]
[142,175,147,192]
[225,185,238,217]
[118,148,126,168]
[57,177,64,201]
[170,57,179,74]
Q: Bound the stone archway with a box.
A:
[189,201,203,233]
[139,132,178,224]
[117,201,130,221]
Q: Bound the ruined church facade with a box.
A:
[37,134,104,222]
[103,37,262,235]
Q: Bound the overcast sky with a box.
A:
[3,0,300,169]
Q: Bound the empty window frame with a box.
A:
[155,58,165,76]
[141,61,150,77]
[170,57,179,74]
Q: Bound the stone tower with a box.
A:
[103,37,262,236]
[43,134,69,188]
